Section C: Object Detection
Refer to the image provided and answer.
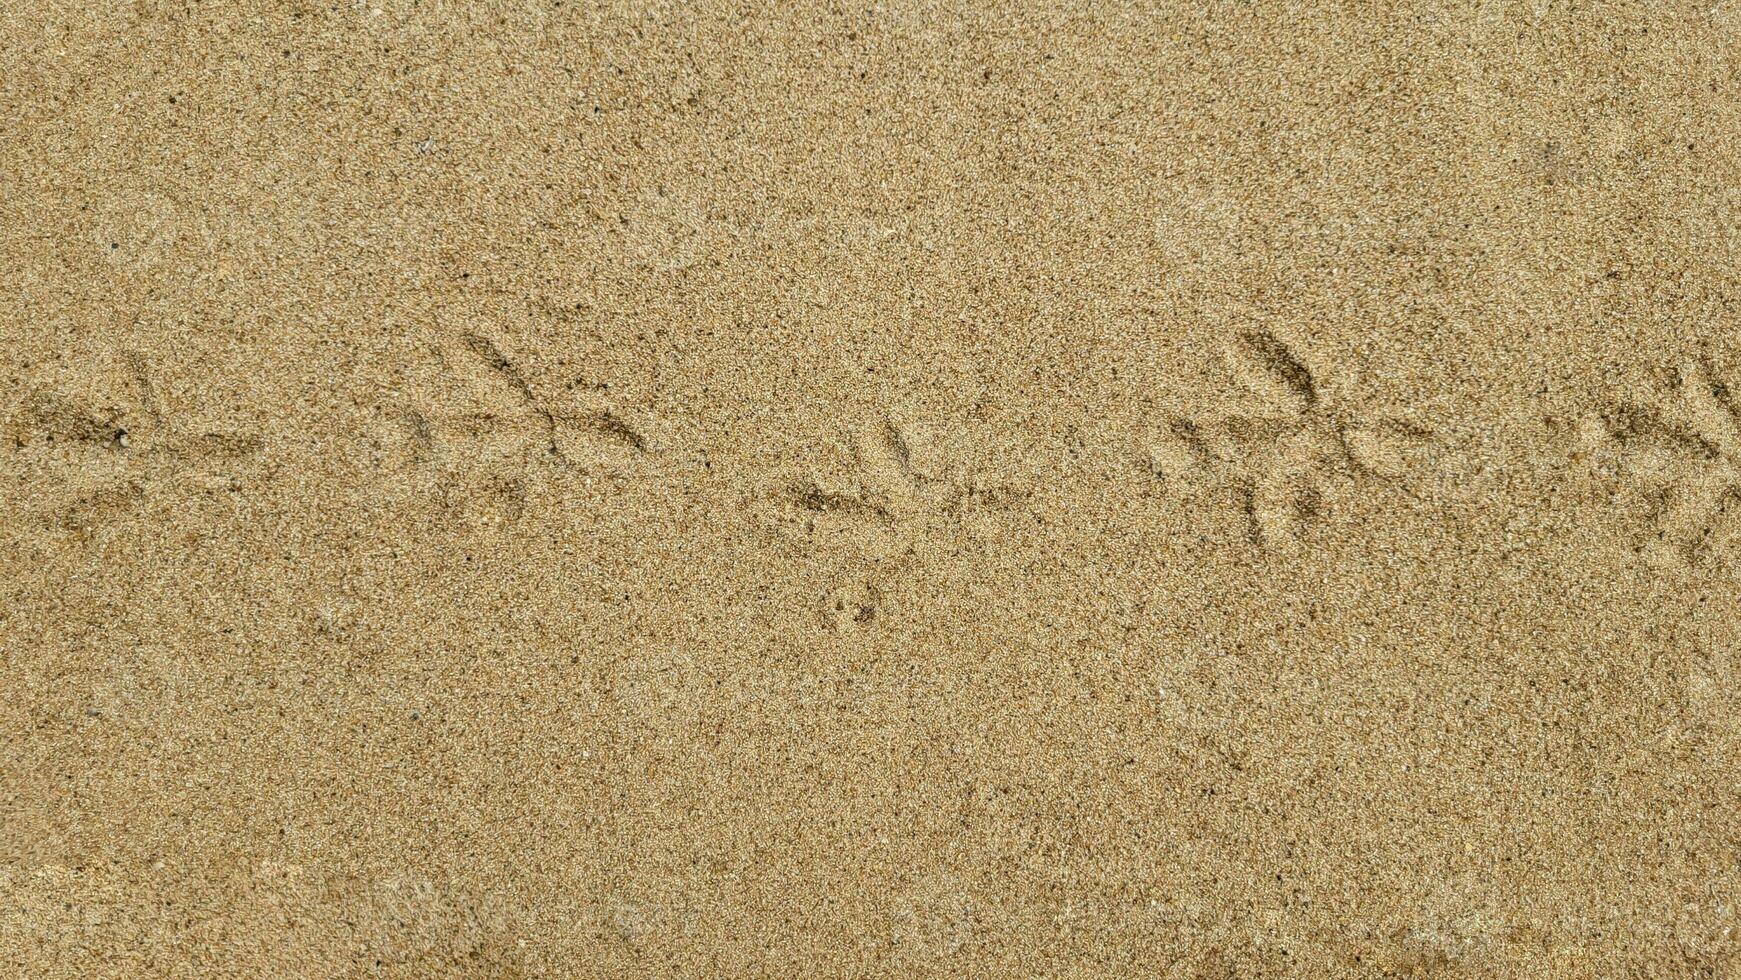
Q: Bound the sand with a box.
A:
[3,2,1739,977]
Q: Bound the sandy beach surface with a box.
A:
[3,2,1739,976]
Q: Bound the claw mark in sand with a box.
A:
[121,350,164,426]
[789,480,892,520]
[401,406,437,461]
[1229,329,1317,412]
[583,410,648,453]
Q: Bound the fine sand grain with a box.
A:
[3,2,1739,977]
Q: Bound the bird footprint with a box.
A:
[1145,330,1435,552]
[4,351,263,532]
[1572,359,1741,568]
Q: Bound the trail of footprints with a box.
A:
[12,330,1741,573]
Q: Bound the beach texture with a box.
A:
[3,2,1739,976]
